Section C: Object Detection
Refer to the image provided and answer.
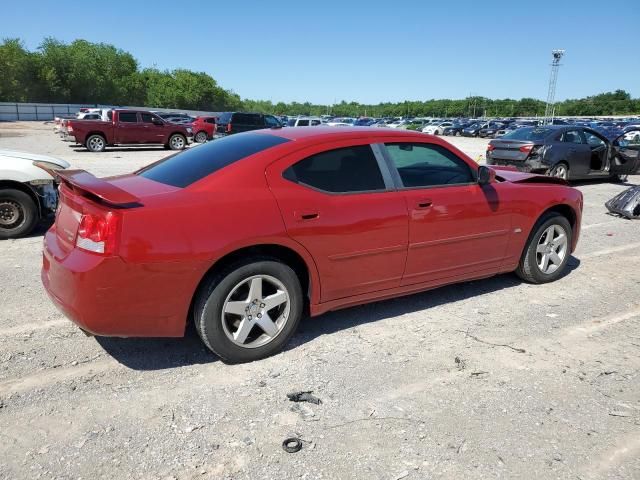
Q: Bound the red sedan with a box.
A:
[191,116,217,143]
[42,127,582,363]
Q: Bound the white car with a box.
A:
[0,150,69,239]
[289,116,323,127]
[422,121,454,135]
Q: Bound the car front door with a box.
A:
[140,112,167,144]
[610,129,640,176]
[266,141,408,302]
[381,141,512,286]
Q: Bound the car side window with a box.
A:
[283,145,386,194]
[311,119,322,126]
[560,130,585,144]
[297,119,310,127]
[264,115,279,127]
[119,112,138,123]
[584,132,606,147]
[141,113,155,123]
[385,143,474,188]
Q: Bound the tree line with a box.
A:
[1,38,638,117]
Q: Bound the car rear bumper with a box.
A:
[41,229,196,337]
[486,156,547,173]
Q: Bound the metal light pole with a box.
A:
[543,49,565,125]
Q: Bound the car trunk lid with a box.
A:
[488,139,537,161]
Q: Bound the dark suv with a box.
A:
[216,112,282,136]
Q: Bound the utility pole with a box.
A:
[543,49,565,125]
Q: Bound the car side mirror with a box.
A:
[478,165,495,185]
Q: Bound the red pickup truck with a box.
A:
[65,109,193,152]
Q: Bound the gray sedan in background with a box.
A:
[486,126,640,181]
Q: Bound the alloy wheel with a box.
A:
[171,135,185,149]
[221,275,290,348]
[535,224,568,274]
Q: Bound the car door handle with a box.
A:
[295,210,319,221]
[415,200,433,209]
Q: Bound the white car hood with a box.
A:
[0,149,70,169]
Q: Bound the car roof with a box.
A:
[258,126,432,142]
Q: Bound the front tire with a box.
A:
[0,189,39,239]
[194,258,303,363]
[516,213,572,284]
[168,134,186,150]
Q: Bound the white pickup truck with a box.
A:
[0,150,69,239]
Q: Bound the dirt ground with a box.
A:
[0,122,639,480]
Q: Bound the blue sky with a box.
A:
[3,0,638,104]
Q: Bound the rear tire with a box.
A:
[0,189,39,240]
[194,131,208,143]
[85,134,106,152]
[516,212,572,284]
[548,162,569,181]
[194,258,303,363]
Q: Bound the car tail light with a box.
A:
[67,121,73,133]
[487,144,495,152]
[226,123,232,133]
[519,144,533,153]
[76,211,119,255]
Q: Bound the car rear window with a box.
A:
[501,127,554,141]
[138,133,290,187]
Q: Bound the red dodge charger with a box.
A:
[42,127,582,363]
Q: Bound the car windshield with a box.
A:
[501,127,554,141]
[138,133,290,188]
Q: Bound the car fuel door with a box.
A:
[611,129,640,176]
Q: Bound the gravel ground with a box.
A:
[0,122,639,480]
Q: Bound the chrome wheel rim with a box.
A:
[171,135,184,149]
[195,132,207,143]
[0,200,22,228]
[221,275,290,349]
[553,165,568,179]
[89,136,104,151]
[536,224,568,274]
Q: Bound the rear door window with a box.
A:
[561,130,584,144]
[138,133,290,187]
[283,145,386,193]
[119,112,138,123]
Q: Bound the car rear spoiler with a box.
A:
[55,169,142,208]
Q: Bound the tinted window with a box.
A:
[297,119,310,127]
[502,127,554,141]
[205,118,217,124]
[283,145,385,193]
[561,130,584,144]
[119,112,138,123]
[138,133,290,187]
[141,113,155,123]
[264,115,280,127]
[311,119,322,126]
[385,143,474,188]
[218,112,232,123]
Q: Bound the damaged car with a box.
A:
[0,150,69,239]
[486,126,640,182]
[43,128,583,363]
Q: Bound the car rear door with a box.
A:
[115,111,142,144]
[381,140,512,286]
[559,129,591,177]
[610,129,640,176]
[266,140,408,303]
